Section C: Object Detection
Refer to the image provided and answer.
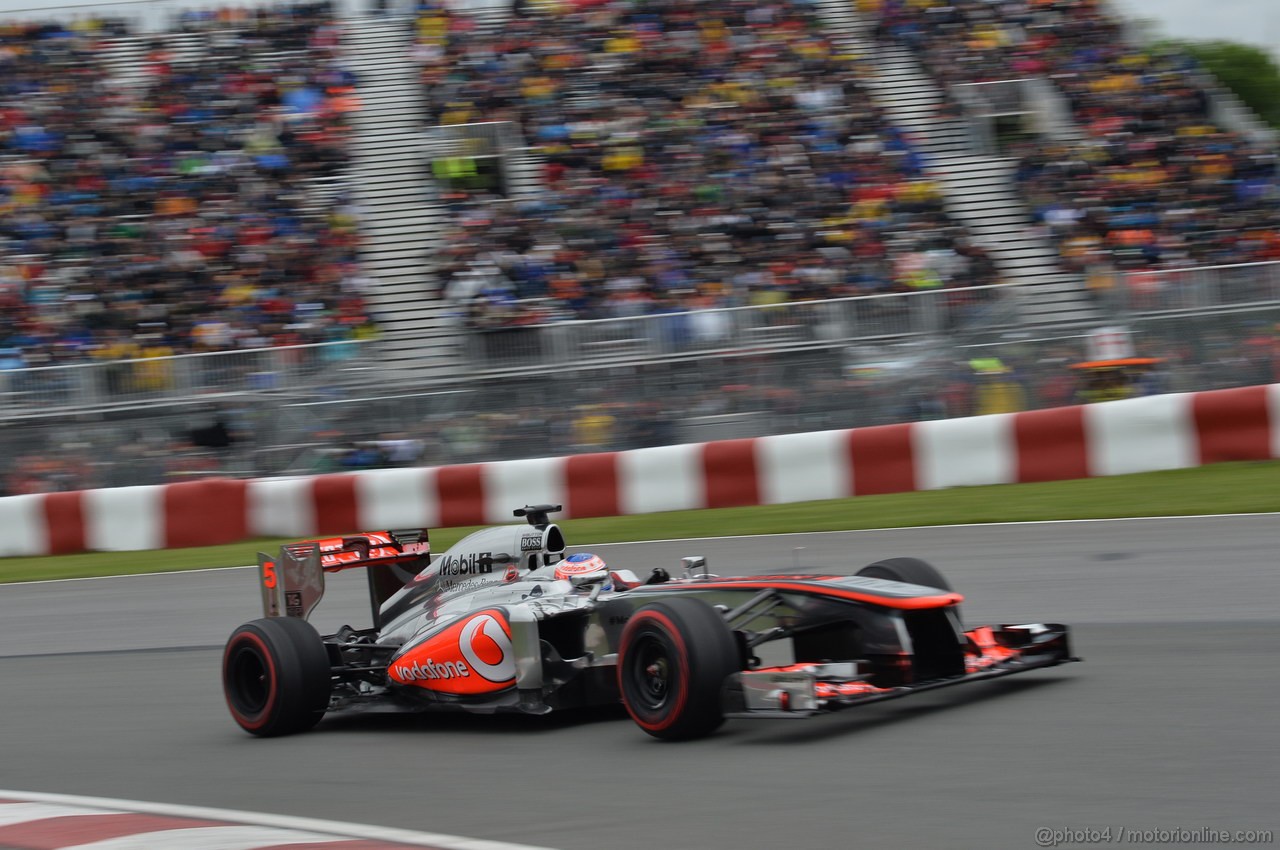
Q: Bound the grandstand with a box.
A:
[875,0,1280,289]
[0,0,1277,494]
[1,4,375,369]
[418,0,1017,334]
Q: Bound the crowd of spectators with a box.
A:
[0,2,376,372]
[414,0,1000,328]
[876,0,1280,280]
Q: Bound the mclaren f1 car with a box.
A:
[222,505,1078,740]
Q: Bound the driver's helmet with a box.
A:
[555,552,611,587]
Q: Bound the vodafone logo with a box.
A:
[554,552,607,581]
[395,658,469,682]
[388,608,517,694]
[459,613,516,683]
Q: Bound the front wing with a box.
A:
[722,623,1077,719]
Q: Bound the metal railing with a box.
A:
[1019,76,1084,144]
[952,79,1035,117]
[0,339,373,419]
[0,287,1008,416]
[952,79,1028,155]
[462,285,1014,372]
[424,121,523,161]
[3,260,1279,416]
[950,77,1088,151]
[3,300,1279,491]
[0,0,369,31]
[950,78,1066,155]
[1097,261,1280,315]
[424,120,527,198]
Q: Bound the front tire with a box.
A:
[858,557,960,622]
[857,557,952,591]
[617,598,741,741]
[222,617,331,737]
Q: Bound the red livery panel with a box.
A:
[387,609,517,695]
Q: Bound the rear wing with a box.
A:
[259,529,430,625]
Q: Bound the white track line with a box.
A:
[57,826,351,850]
[9,565,259,585]
[0,790,556,850]
[0,802,121,826]
[8,512,1278,587]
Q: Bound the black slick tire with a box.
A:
[222,617,331,737]
[857,557,952,591]
[617,597,741,741]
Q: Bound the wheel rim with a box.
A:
[629,634,673,712]
[228,643,271,716]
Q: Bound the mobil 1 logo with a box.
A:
[437,552,494,577]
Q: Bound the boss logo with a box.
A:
[519,533,543,552]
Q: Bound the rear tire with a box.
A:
[857,557,952,591]
[618,598,741,741]
[222,617,331,737]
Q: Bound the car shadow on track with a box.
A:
[315,677,1075,744]
[726,676,1075,746]
[316,704,632,737]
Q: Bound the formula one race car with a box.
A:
[222,506,1078,740]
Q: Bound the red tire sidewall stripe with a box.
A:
[620,609,690,733]
[223,629,279,731]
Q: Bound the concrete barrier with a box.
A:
[2,384,1277,556]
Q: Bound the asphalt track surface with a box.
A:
[2,515,1279,850]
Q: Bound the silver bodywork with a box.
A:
[256,510,1076,721]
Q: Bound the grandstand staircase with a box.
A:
[503,149,547,201]
[924,155,1097,324]
[340,16,462,372]
[814,0,1098,326]
[99,31,206,88]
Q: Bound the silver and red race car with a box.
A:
[222,506,1078,740]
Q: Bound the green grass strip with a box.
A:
[3,460,1278,584]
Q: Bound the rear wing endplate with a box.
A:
[259,543,326,621]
